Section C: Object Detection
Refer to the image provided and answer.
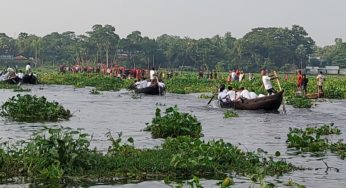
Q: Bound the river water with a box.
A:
[0,85,345,188]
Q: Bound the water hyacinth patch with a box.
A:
[0,127,297,185]
[0,94,71,122]
[13,88,31,92]
[286,124,346,159]
[285,96,312,108]
[199,93,214,99]
[223,110,239,119]
[89,88,101,95]
[145,106,202,138]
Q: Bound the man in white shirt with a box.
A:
[134,80,141,89]
[139,79,148,89]
[16,70,24,80]
[25,63,31,74]
[218,85,228,102]
[149,68,155,80]
[226,86,236,101]
[158,81,165,88]
[249,91,257,99]
[261,70,277,95]
[237,87,251,100]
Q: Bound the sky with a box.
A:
[1,0,345,46]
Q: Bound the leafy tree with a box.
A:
[0,33,17,55]
[87,24,120,67]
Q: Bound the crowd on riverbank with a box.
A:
[59,64,175,80]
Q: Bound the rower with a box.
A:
[249,90,258,99]
[150,67,155,80]
[134,79,141,89]
[25,63,32,74]
[158,79,165,88]
[16,70,24,80]
[140,79,148,89]
[218,84,228,102]
[236,87,251,101]
[261,69,278,95]
[226,86,236,101]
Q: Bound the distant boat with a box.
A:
[3,74,38,85]
[219,91,284,111]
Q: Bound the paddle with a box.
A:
[207,94,216,105]
[207,86,220,105]
[273,71,287,114]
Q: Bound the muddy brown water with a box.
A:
[0,85,346,188]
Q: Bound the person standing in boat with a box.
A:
[25,63,32,75]
[261,69,278,95]
[150,67,156,80]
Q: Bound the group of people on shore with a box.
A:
[60,64,176,81]
[0,63,35,84]
[296,70,325,97]
[227,69,249,82]
[198,70,218,79]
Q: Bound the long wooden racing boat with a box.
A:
[219,90,284,111]
[135,85,165,95]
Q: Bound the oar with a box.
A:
[207,86,221,105]
[273,71,287,114]
[207,94,216,105]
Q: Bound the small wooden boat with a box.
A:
[220,90,284,111]
[305,92,324,99]
[135,86,165,95]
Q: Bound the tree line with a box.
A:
[0,24,345,71]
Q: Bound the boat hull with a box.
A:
[220,91,283,111]
[135,86,165,95]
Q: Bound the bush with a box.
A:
[145,106,202,138]
[0,94,71,122]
